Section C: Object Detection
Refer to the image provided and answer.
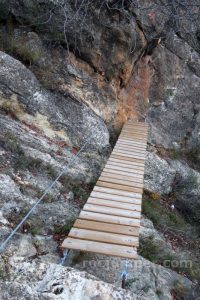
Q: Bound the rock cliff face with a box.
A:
[0,1,200,299]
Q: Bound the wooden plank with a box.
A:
[68,228,139,247]
[111,154,146,164]
[115,141,147,149]
[101,171,144,182]
[113,148,146,158]
[101,171,144,183]
[74,219,140,236]
[108,157,145,168]
[104,165,144,175]
[126,123,147,128]
[107,159,145,170]
[96,181,143,193]
[120,131,147,137]
[103,167,144,178]
[126,122,148,127]
[103,165,143,179]
[124,126,148,132]
[126,121,148,127]
[120,131,147,136]
[120,137,147,143]
[87,197,141,211]
[120,136,147,142]
[83,203,141,219]
[102,168,144,178]
[91,191,142,204]
[119,139,147,146]
[115,143,146,152]
[126,120,148,124]
[114,144,146,153]
[118,139,147,146]
[112,151,145,160]
[99,176,143,188]
[105,162,145,172]
[122,128,148,135]
[62,238,138,259]
[121,133,147,139]
[116,144,147,152]
[116,141,147,150]
[79,211,140,226]
[124,123,147,126]
[121,131,148,138]
[122,126,148,131]
[112,151,146,160]
[111,152,145,161]
[93,186,142,198]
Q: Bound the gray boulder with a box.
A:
[144,152,176,194]
[0,261,136,300]
[0,51,110,151]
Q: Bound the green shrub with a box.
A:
[171,280,197,300]
[14,43,42,64]
[45,164,57,179]
[2,132,23,155]
[174,173,199,195]
[124,278,137,288]
[0,33,42,65]
[142,197,187,231]
[185,147,200,171]
[15,155,42,171]
[171,147,181,159]
[0,254,11,280]
[138,236,160,262]
[53,220,74,235]
[109,127,122,148]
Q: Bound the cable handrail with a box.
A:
[0,130,96,253]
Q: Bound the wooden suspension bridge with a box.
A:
[62,120,148,259]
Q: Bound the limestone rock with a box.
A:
[0,261,136,300]
[0,51,110,151]
[169,160,200,222]
[144,153,176,194]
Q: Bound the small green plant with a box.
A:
[166,89,175,97]
[14,43,42,64]
[1,132,44,171]
[33,67,56,90]
[29,225,41,236]
[71,251,86,266]
[124,277,137,288]
[49,30,63,41]
[185,147,200,171]
[53,220,74,235]
[109,126,122,148]
[44,192,54,203]
[171,280,194,300]
[142,197,187,231]
[174,173,199,195]
[2,132,23,154]
[45,164,57,179]
[142,285,151,293]
[0,26,42,65]
[156,289,163,296]
[105,66,115,81]
[72,185,92,205]
[59,174,71,189]
[171,147,181,160]
[15,155,42,171]
[138,236,160,262]
[0,254,11,280]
